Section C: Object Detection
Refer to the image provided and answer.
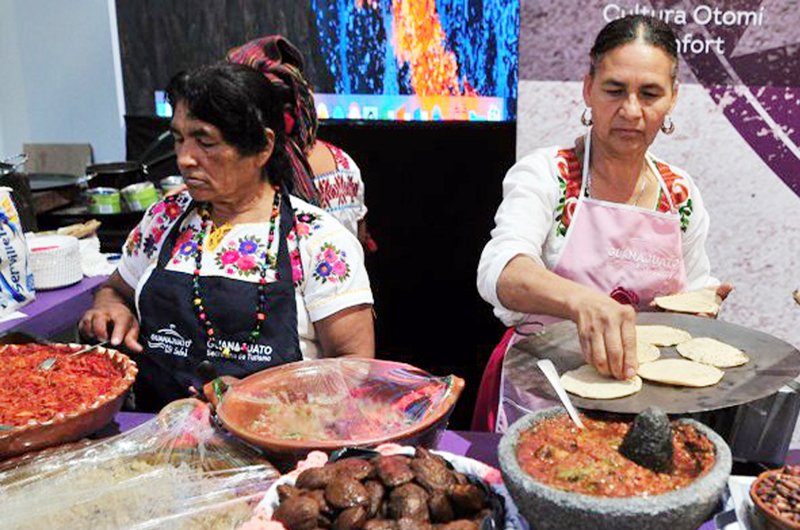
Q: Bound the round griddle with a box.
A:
[505,313,800,414]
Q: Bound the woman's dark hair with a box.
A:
[166,62,295,191]
[590,15,679,83]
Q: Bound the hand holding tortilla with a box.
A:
[654,290,721,315]
[654,282,734,316]
[637,359,724,387]
[676,337,749,368]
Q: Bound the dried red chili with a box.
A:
[0,344,127,427]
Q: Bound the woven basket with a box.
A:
[27,234,82,290]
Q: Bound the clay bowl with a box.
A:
[203,358,464,468]
[750,466,800,530]
[0,344,137,459]
[498,407,732,530]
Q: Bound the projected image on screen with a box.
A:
[309,0,519,122]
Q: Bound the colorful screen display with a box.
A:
[309,0,519,122]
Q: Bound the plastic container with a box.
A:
[26,234,82,289]
[122,182,160,211]
[86,187,121,214]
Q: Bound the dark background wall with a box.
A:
[116,0,516,429]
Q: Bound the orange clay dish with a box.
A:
[0,343,136,428]
[516,413,716,497]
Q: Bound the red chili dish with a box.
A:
[516,413,716,497]
[0,343,132,427]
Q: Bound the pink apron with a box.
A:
[472,132,688,432]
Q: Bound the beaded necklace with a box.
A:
[192,187,281,356]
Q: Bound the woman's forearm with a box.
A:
[496,255,638,380]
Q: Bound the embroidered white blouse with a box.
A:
[477,145,718,327]
[313,141,368,237]
[117,191,373,358]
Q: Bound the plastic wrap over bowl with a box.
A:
[205,358,464,464]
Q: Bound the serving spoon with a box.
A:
[37,341,109,371]
[537,359,586,429]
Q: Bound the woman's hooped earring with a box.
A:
[580,108,593,127]
[661,115,675,135]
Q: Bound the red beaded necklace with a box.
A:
[192,187,281,357]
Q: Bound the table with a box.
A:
[0,275,107,339]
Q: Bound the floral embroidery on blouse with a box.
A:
[554,149,582,237]
[291,211,323,241]
[126,194,192,260]
[654,161,693,231]
[171,226,202,265]
[214,236,270,277]
[312,243,350,284]
[125,225,142,256]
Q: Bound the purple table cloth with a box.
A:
[0,275,107,338]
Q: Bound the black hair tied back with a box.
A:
[590,15,679,82]
[165,62,296,192]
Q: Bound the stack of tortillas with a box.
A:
[654,289,721,315]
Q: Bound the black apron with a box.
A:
[132,191,302,411]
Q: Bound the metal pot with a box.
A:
[85,141,176,190]
[85,161,144,190]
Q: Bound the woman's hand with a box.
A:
[568,288,638,380]
[78,272,144,353]
[497,256,638,380]
[697,281,734,318]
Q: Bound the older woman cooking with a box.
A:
[80,63,374,412]
[473,15,732,431]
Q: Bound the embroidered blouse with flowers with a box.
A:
[118,191,373,359]
[312,141,367,237]
[477,144,718,327]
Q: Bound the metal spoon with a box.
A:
[37,341,109,371]
[537,359,586,429]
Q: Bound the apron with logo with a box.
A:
[473,132,688,432]
[133,191,302,411]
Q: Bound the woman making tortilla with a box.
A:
[473,15,732,432]
[80,63,374,412]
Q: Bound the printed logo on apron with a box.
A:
[146,324,192,357]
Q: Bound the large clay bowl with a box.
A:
[204,358,464,467]
[0,345,137,459]
[498,407,732,530]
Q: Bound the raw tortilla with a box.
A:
[636,324,692,347]
[637,341,661,363]
[561,365,643,399]
[654,290,720,315]
[676,337,749,368]
[637,359,724,387]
